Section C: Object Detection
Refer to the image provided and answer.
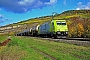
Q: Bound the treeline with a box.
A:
[67,17,90,38]
[61,10,90,15]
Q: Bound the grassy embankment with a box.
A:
[0,36,90,60]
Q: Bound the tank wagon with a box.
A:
[15,29,31,36]
[30,25,39,36]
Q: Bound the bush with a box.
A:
[8,40,18,47]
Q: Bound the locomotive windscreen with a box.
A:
[56,22,66,25]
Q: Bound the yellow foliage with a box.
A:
[68,26,77,37]
[67,20,72,26]
[88,25,90,30]
[77,23,84,37]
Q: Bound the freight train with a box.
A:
[16,19,68,38]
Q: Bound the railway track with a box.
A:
[27,36,90,47]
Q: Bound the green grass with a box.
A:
[0,36,90,60]
[0,36,8,42]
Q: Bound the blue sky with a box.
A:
[0,0,90,26]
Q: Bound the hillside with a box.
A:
[0,10,90,37]
[61,10,90,14]
[54,10,90,19]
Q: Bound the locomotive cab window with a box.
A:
[57,22,62,25]
[57,22,66,25]
[62,22,66,25]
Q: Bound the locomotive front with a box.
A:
[51,20,68,38]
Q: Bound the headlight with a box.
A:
[66,32,68,34]
[57,32,61,34]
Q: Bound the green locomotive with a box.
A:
[38,19,68,38]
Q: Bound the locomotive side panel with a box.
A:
[38,22,50,34]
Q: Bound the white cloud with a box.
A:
[63,0,66,5]
[19,0,35,5]
[45,0,57,5]
[76,8,80,10]
[0,0,57,13]
[0,14,11,23]
[0,8,1,11]
[85,6,89,9]
[76,2,90,10]
[77,2,82,5]
[0,14,4,19]
[50,0,57,3]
